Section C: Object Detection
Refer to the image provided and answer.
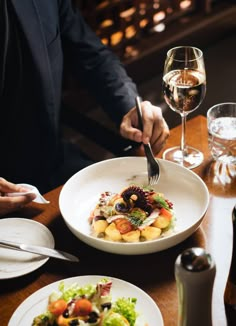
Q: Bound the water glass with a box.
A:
[207,103,236,165]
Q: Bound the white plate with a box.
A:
[9,275,163,326]
[59,157,209,255]
[0,218,55,279]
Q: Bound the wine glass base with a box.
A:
[162,146,204,169]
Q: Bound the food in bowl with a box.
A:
[89,185,175,243]
[32,278,145,326]
[59,157,209,255]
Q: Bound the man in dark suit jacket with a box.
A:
[0,0,169,214]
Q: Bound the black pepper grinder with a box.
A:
[224,204,236,325]
[175,247,216,326]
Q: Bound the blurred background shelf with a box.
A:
[62,0,236,161]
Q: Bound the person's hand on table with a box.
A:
[120,100,169,155]
[0,177,36,216]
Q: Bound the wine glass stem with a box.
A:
[180,114,187,156]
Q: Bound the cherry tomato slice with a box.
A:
[159,207,172,220]
[48,299,67,316]
[114,218,133,234]
[74,298,92,316]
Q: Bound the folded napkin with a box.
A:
[6,183,50,204]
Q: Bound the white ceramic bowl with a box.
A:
[59,157,209,255]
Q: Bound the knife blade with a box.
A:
[0,239,79,262]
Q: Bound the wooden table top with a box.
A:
[1,115,236,326]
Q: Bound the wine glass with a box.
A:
[162,46,206,169]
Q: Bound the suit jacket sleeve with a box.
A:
[59,0,138,125]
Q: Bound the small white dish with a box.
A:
[59,157,209,255]
[0,218,55,279]
[9,275,164,326]
[6,183,50,204]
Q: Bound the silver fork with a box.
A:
[135,96,160,186]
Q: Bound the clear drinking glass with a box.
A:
[162,46,206,169]
[207,102,236,165]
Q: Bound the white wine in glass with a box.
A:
[162,46,206,169]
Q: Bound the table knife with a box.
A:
[0,239,79,262]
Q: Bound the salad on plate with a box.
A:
[89,185,175,243]
[32,278,145,326]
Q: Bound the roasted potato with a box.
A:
[104,222,122,241]
[122,230,141,242]
[141,226,161,240]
